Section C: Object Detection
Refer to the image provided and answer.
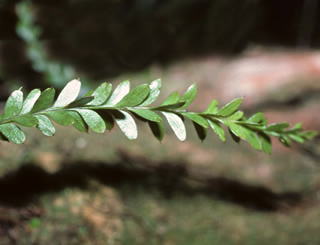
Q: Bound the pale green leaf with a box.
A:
[229,127,241,143]
[53,79,81,108]
[75,109,106,133]
[116,84,150,107]
[289,134,305,143]
[12,115,39,127]
[114,110,138,140]
[247,112,264,123]
[241,127,262,150]
[34,115,55,136]
[223,121,246,140]
[207,119,226,142]
[160,91,180,106]
[46,111,75,126]
[140,79,161,106]
[129,109,162,122]
[0,123,25,144]
[3,89,23,119]
[105,80,130,106]
[181,112,208,128]
[162,112,186,141]
[227,111,244,120]
[88,82,112,106]
[202,100,219,114]
[148,121,164,142]
[20,89,41,114]
[216,98,243,116]
[179,83,197,108]
[31,88,55,113]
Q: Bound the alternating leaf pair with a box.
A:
[0,78,317,154]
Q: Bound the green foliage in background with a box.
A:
[0,79,317,153]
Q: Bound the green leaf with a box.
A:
[179,83,197,108]
[46,111,75,126]
[247,112,264,123]
[193,121,207,141]
[299,130,318,140]
[258,133,272,154]
[181,113,208,128]
[20,89,41,114]
[12,115,39,127]
[75,109,106,133]
[154,102,186,110]
[34,115,55,136]
[105,80,130,106]
[3,89,23,119]
[207,119,226,142]
[223,121,246,140]
[31,88,55,113]
[227,111,244,120]
[289,134,305,143]
[53,79,81,108]
[216,98,243,116]
[266,122,289,132]
[162,112,186,141]
[241,127,262,150]
[0,123,25,144]
[96,110,114,131]
[114,110,138,140]
[148,121,164,142]
[279,135,291,147]
[116,84,150,107]
[160,91,180,106]
[67,96,94,108]
[67,110,88,133]
[228,127,241,143]
[129,109,162,122]
[140,79,161,106]
[88,82,112,106]
[202,100,219,114]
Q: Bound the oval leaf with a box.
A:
[31,88,55,113]
[129,109,162,122]
[116,84,150,107]
[202,100,219,114]
[0,123,25,144]
[75,109,106,133]
[67,96,94,108]
[162,112,186,141]
[216,98,243,116]
[140,79,161,106]
[13,115,39,127]
[3,89,23,119]
[182,112,208,128]
[67,110,88,133]
[34,115,56,136]
[148,121,164,142]
[179,83,197,108]
[88,82,112,106]
[53,79,81,108]
[105,80,130,106]
[20,89,41,114]
[46,111,75,126]
[258,132,272,154]
[114,110,138,140]
[160,91,180,106]
[266,122,290,132]
[207,119,226,142]
[193,121,207,141]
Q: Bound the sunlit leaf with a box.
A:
[162,112,186,141]
[140,79,161,106]
[75,109,106,133]
[228,128,241,143]
[216,98,243,116]
[223,121,246,140]
[0,123,25,144]
[266,122,289,132]
[88,82,112,106]
[105,80,130,106]
[116,84,150,107]
[114,110,138,140]
[179,83,197,108]
[227,111,244,120]
[207,119,225,142]
[53,79,81,108]
[3,89,23,119]
[241,127,261,150]
[46,111,75,126]
[247,112,264,123]
[160,91,180,106]
[31,88,55,113]
[202,100,219,114]
[129,109,162,122]
[20,89,41,114]
[182,112,208,128]
[34,115,55,136]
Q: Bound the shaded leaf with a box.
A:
[34,115,55,136]
[179,83,197,108]
[216,98,243,116]
[154,102,186,110]
[67,96,94,108]
[105,80,130,106]
[279,135,291,147]
[140,79,161,106]
[114,110,138,140]
[31,88,55,113]
[241,127,262,150]
[0,123,25,144]
[53,79,81,107]
[182,112,208,128]
[129,109,162,122]
[228,127,241,143]
[116,84,150,107]
[88,82,112,106]
[96,110,114,130]
[46,111,75,126]
[13,115,39,127]
[3,89,23,119]
[193,121,207,141]
[266,122,289,132]
[20,89,41,114]
[300,130,318,140]
[148,121,164,142]
[207,119,225,142]
[75,109,106,133]
[162,111,186,141]
[67,110,88,133]
[258,132,272,154]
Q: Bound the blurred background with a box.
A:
[0,0,320,244]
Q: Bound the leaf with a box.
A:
[228,127,241,143]
[207,119,225,142]
[53,79,81,108]
[258,133,272,154]
[104,80,130,106]
[289,134,305,143]
[162,112,186,141]
[202,100,219,114]
[216,98,243,116]
[46,111,75,126]
[193,121,207,141]
[96,110,114,130]
[67,110,88,133]
[140,79,161,106]
[227,111,244,120]
[66,96,94,108]
[148,121,164,142]
[20,89,41,114]
[0,123,25,144]
[181,113,208,128]
[34,115,55,136]
[247,112,264,123]
[223,121,246,140]
[241,127,262,150]
[75,109,106,133]
[31,88,55,113]
[3,89,23,119]
[129,109,162,122]
[266,122,290,132]
[160,91,180,106]
[116,84,150,107]
[12,115,39,127]
[279,135,291,147]
[179,83,197,108]
[300,130,318,140]
[114,110,138,140]
[88,82,112,106]
[154,102,186,110]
